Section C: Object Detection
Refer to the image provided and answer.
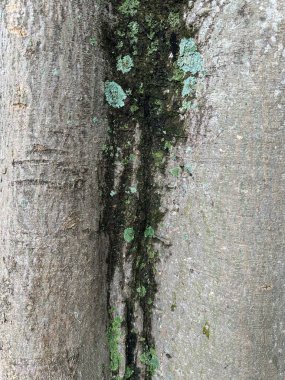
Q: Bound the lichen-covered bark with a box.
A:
[0,1,108,378]
[153,0,285,379]
[1,0,284,379]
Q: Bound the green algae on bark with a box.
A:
[101,0,204,378]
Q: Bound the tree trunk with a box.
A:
[0,1,108,378]
[1,0,284,379]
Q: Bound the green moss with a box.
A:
[124,366,134,379]
[136,285,147,298]
[105,81,127,108]
[102,0,201,377]
[140,347,159,376]
[119,0,140,16]
[164,141,173,151]
[147,248,156,260]
[107,315,123,372]
[171,303,177,311]
[171,65,185,82]
[144,226,155,238]
[203,321,210,339]
[152,151,165,165]
[117,55,134,74]
[168,12,180,28]
[130,104,139,113]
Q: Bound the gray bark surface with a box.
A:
[0,1,108,379]
[1,0,284,379]
[153,1,285,379]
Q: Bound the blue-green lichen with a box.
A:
[117,55,134,74]
[182,77,197,97]
[123,227,135,243]
[105,81,127,108]
[177,38,204,74]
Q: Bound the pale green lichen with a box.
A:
[170,166,181,177]
[105,81,127,108]
[185,163,193,175]
[177,38,204,74]
[124,227,135,243]
[129,186,137,194]
[119,0,140,16]
[147,39,159,56]
[128,21,139,46]
[182,77,197,97]
[181,100,193,111]
[117,55,134,74]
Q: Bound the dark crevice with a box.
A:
[99,0,198,378]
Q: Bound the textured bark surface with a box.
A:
[0,1,108,379]
[1,1,284,379]
[153,1,285,379]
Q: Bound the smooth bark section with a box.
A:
[153,1,285,379]
[0,1,107,379]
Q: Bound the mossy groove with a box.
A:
[100,1,200,378]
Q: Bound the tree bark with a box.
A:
[0,1,108,378]
[153,1,285,379]
[1,0,284,379]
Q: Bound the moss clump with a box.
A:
[140,347,159,376]
[119,0,140,16]
[136,285,147,298]
[124,366,134,379]
[168,12,180,28]
[202,321,210,339]
[117,55,134,74]
[107,315,123,372]
[144,226,155,238]
[105,81,127,108]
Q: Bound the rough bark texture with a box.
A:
[1,0,284,379]
[0,1,108,379]
[153,1,285,379]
